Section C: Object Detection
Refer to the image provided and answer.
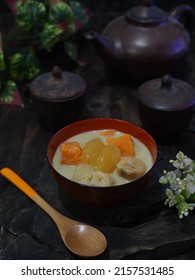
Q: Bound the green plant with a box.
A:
[0,0,89,102]
[159,151,195,218]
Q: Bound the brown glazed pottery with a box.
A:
[137,74,195,137]
[85,0,195,80]
[47,118,158,208]
[28,66,87,128]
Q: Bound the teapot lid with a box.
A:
[126,0,166,26]
[137,74,195,111]
[30,66,87,101]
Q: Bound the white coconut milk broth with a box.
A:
[52,130,153,186]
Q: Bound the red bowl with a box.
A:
[47,118,158,208]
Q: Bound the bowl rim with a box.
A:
[46,118,158,190]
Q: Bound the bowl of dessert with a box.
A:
[47,118,158,208]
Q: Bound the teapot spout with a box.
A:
[85,31,122,62]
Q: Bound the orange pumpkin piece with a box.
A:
[60,142,82,165]
[106,134,135,156]
[99,129,115,137]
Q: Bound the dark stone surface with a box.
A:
[5,233,68,260]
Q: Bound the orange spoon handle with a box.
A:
[0,167,76,226]
[0,167,37,199]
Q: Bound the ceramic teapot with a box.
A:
[85,0,195,80]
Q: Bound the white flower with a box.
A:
[159,151,195,218]
[172,151,192,170]
[159,169,181,191]
[185,174,195,195]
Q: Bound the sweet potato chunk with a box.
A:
[60,142,82,165]
[99,129,115,137]
[106,134,135,156]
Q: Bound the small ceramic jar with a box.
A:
[137,74,195,137]
[28,66,87,129]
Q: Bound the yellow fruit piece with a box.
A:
[96,145,121,173]
[81,138,105,166]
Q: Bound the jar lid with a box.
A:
[137,74,195,111]
[30,66,87,101]
[126,0,166,26]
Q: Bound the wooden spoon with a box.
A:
[0,167,107,257]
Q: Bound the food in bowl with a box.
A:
[52,129,153,187]
[47,118,157,208]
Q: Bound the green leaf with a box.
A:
[70,1,89,25]
[0,50,5,71]
[0,34,5,71]
[65,22,76,37]
[16,0,46,30]
[9,50,40,81]
[64,41,78,61]
[0,80,17,102]
[40,23,63,52]
[49,2,73,24]
[188,192,195,203]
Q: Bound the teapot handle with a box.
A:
[170,5,195,32]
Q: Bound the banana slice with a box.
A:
[73,164,114,187]
[116,157,146,181]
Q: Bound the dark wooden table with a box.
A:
[0,11,195,260]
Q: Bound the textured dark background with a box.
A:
[80,0,195,11]
[0,0,195,13]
